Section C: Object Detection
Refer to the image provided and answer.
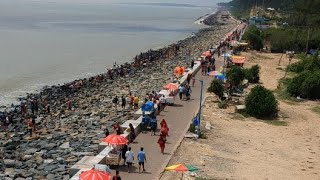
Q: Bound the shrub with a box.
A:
[245,85,278,119]
[207,79,224,99]
[287,71,320,99]
[288,53,320,73]
[245,65,260,83]
[227,66,245,88]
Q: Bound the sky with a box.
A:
[12,0,230,6]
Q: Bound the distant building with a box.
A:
[249,16,270,29]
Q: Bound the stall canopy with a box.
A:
[232,56,246,64]
[230,40,239,46]
[174,66,185,77]
[163,83,178,91]
[165,164,199,172]
[201,51,212,58]
[208,71,223,77]
[80,169,111,180]
[141,101,154,112]
[102,134,128,145]
[238,42,249,46]
[222,53,231,57]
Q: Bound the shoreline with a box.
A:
[0,9,240,179]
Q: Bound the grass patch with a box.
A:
[196,178,218,180]
[265,120,288,126]
[273,88,300,105]
[311,106,320,115]
[229,113,245,120]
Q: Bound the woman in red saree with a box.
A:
[157,134,166,154]
[160,119,169,136]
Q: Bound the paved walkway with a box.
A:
[109,71,211,180]
[110,53,226,179]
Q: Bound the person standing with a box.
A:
[159,95,166,111]
[157,134,166,154]
[134,96,139,109]
[112,96,119,110]
[192,75,196,87]
[113,122,122,135]
[178,85,184,100]
[137,147,147,173]
[104,126,109,137]
[121,96,126,110]
[27,118,33,136]
[112,170,121,180]
[125,147,134,173]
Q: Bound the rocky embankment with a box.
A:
[0,10,238,180]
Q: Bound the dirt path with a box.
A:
[160,52,320,180]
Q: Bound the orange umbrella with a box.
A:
[179,67,185,74]
[102,134,128,145]
[201,51,212,58]
[232,56,246,64]
[174,66,180,75]
[163,83,178,91]
[80,169,111,180]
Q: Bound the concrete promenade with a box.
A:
[113,70,212,180]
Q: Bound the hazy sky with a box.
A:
[10,0,230,6]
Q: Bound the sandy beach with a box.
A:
[0,10,240,179]
[160,51,320,180]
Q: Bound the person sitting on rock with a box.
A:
[113,122,122,135]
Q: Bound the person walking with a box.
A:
[121,144,128,166]
[137,147,147,173]
[125,147,134,173]
[157,133,166,154]
[160,119,169,137]
[112,170,121,180]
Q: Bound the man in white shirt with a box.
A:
[159,95,166,111]
[125,147,134,173]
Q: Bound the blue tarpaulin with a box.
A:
[141,101,154,112]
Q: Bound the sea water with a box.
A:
[0,0,226,106]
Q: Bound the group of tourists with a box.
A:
[178,84,192,101]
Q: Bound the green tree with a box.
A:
[245,85,279,119]
[242,26,264,51]
[227,66,246,88]
[207,79,224,99]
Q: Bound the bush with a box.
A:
[288,53,320,73]
[207,79,224,99]
[227,66,245,88]
[245,65,260,83]
[218,101,228,109]
[245,85,278,119]
[287,71,320,99]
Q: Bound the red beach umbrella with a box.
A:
[163,83,178,91]
[102,134,128,145]
[80,169,111,180]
